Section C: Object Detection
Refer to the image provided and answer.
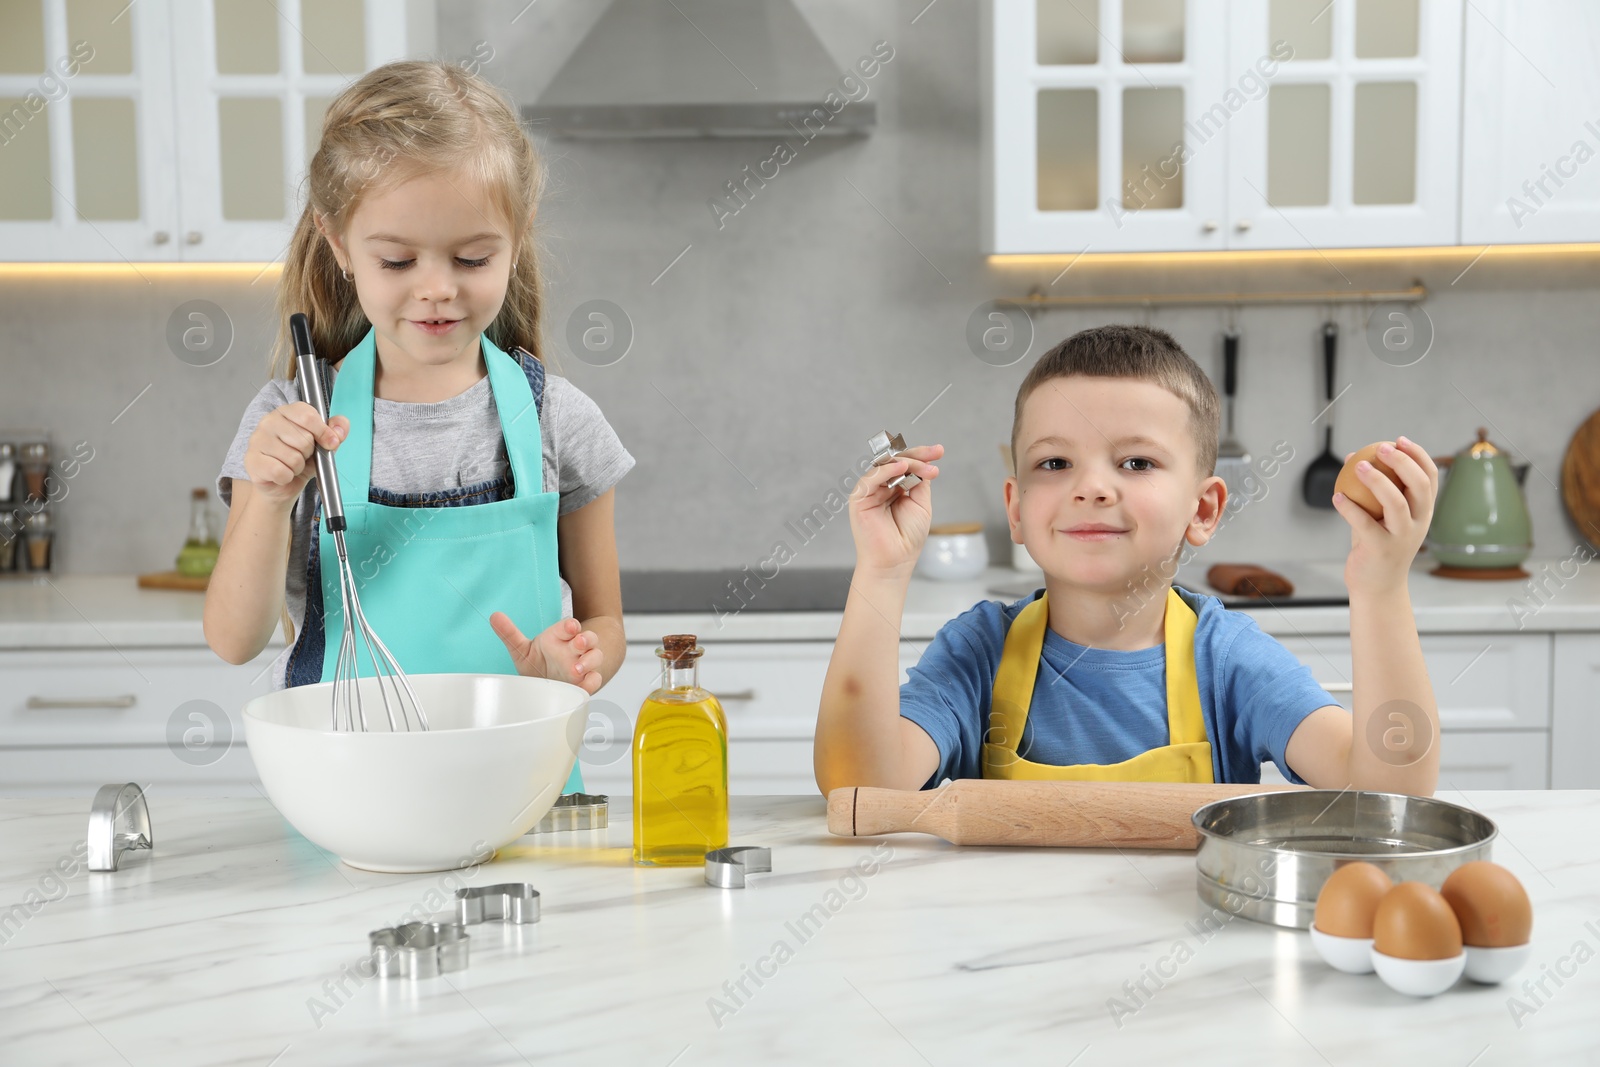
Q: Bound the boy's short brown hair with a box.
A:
[1011,324,1221,478]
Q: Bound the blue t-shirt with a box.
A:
[899,584,1339,788]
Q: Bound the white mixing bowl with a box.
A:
[243,674,587,873]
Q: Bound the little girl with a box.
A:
[205,61,633,794]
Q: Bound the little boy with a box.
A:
[814,325,1441,795]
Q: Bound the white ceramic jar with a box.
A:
[917,523,989,581]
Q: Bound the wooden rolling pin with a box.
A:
[827,779,1303,850]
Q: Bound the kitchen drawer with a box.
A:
[1551,634,1600,789]
[1274,634,1551,730]
[0,648,278,747]
[1259,729,1549,789]
[0,743,262,797]
[1437,730,1550,790]
[601,641,918,742]
[577,739,817,797]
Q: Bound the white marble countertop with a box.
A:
[1,791,1596,1065]
[3,552,1598,650]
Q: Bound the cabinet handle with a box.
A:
[1320,682,1354,693]
[1235,219,1252,232]
[1202,219,1218,233]
[27,694,138,710]
[720,688,757,702]
[185,231,203,245]
[153,230,170,245]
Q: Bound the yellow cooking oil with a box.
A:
[632,634,729,866]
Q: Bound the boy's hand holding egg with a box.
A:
[490,613,606,695]
[1330,436,1440,598]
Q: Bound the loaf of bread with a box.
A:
[1206,563,1295,598]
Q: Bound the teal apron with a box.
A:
[319,327,583,793]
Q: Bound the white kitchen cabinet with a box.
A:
[1432,730,1550,791]
[1276,632,1552,728]
[578,640,922,797]
[1276,631,1552,787]
[984,0,1463,253]
[0,0,409,262]
[985,0,1232,253]
[0,0,180,261]
[168,0,409,261]
[1257,728,1549,790]
[1551,633,1600,789]
[1226,0,1462,249]
[0,646,278,795]
[1459,1,1600,244]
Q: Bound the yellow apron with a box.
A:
[981,588,1214,783]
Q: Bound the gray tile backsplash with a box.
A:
[2,0,1596,585]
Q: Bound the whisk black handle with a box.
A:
[290,313,346,534]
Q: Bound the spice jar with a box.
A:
[0,443,16,504]
[24,509,53,571]
[0,510,19,572]
[20,442,49,502]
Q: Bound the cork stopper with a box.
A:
[191,487,209,500]
[658,634,702,665]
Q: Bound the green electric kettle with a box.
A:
[1425,428,1533,575]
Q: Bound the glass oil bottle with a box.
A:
[632,634,728,866]
[175,487,220,578]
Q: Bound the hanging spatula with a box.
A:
[1302,322,1342,509]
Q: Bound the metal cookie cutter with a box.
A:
[869,430,921,493]
[530,793,608,834]
[369,921,469,980]
[705,846,772,889]
[456,883,540,925]
[88,783,153,872]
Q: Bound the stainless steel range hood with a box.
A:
[522,0,876,139]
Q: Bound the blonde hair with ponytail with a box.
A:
[271,60,546,379]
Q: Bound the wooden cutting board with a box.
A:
[827,779,1303,850]
[137,570,209,592]
[1563,408,1600,550]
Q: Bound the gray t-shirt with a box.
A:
[217,362,634,689]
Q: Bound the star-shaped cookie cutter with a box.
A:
[869,430,921,493]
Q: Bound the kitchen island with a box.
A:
[2,791,1597,1065]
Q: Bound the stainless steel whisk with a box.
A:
[291,313,428,732]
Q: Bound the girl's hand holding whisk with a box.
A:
[243,401,350,509]
[489,613,606,695]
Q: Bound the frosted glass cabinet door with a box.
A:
[1225,0,1463,249]
[1460,0,1600,244]
[168,0,407,261]
[0,0,179,261]
[985,0,1231,253]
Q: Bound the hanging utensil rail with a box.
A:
[996,282,1427,309]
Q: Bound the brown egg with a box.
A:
[1373,882,1463,960]
[1441,862,1533,948]
[1334,442,1406,518]
[1314,861,1394,938]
